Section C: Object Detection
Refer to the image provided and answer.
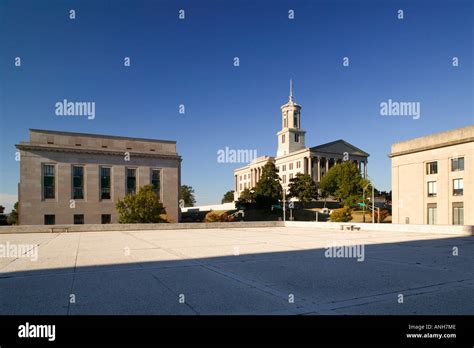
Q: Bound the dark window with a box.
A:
[427,204,437,225]
[101,214,111,224]
[44,215,55,225]
[74,214,84,225]
[427,181,437,197]
[453,203,464,225]
[453,179,463,196]
[294,114,298,128]
[295,133,299,142]
[126,168,136,195]
[100,167,111,200]
[151,169,161,199]
[43,164,55,199]
[426,162,438,175]
[451,157,464,171]
[72,166,84,199]
[282,134,285,144]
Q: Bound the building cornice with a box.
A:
[29,128,177,144]
[388,137,474,158]
[15,144,181,161]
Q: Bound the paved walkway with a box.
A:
[1,227,473,314]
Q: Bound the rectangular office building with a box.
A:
[390,125,473,226]
[16,129,181,225]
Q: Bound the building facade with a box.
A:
[17,129,181,225]
[234,81,369,200]
[390,125,473,226]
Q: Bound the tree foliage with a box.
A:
[319,162,365,206]
[180,185,196,207]
[7,202,19,225]
[329,207,353,222]
[287,173,318,204]
[221,190,235,204]
[254,162,282,209]
[116,185,167,223]
[237,188,255,203]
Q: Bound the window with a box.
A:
[453,178,463,196]
[426,161,438,174]
[294,114,298,128]
[151,169,161,198]
[126,168,136,195]
[289,173,293,180]
[72,166,84,199]
[289,163,293,170]
[427,204,437,225]
[453,203,464,225]
[295,134,299,142]
[44,215,55,225]
[282,175,286,184]
[43,164,55,199]
[283,116,287,128]
[74,214,84,225]
[100,167,111,200]
[296,161,301,169]
[427,181,437,197]
[282,135,285,143]
[451,157,464,171]
[282,165,286,172]
[101,214,111,224]
[239,183,242,190]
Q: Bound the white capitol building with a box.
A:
[233,81,369,201]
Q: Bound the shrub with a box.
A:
[204,211,236,222]
[369,209,390,222]
[159,214,174,223]
[116,185,167,223]
[329,207,353,222]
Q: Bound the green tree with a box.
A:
[237,188,255,203]
[221,190,235,203]
[319,161,364,207]
[329,207,353,222]
[180,185,196,207]
[287,173,318,205]
[7,202,19,225]
[116,185,167,223]
[254,162,282,209]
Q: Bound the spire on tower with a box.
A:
[289,79,293,102]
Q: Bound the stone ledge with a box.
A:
[0,221,285,234]
[285,221,474,236]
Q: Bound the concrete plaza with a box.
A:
[1,226,473,315]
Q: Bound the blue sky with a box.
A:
[0,0,472,210]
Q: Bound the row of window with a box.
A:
[281,133,300,144]
[44,214,111,225]
[42,164,161,200]
[427,178,464,197]
[427,203,464,225]
[279,161,301,172]
[238,160,304,184]
[426,157,464,174]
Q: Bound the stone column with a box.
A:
[364,161,367,179]
[308,156,312,179]
[317,157,321,182]
[325,157,329,172]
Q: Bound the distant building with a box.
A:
[234,81,369,200]
[16,129,181,225]
[390,125,473,225]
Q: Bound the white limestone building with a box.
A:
[234,81,369,200]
